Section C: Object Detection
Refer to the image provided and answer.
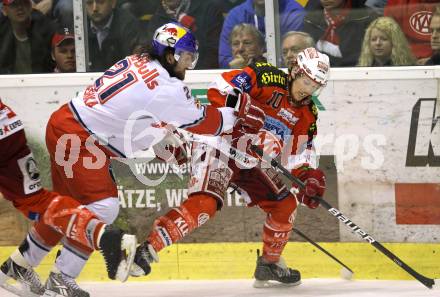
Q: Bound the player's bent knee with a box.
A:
[85,197,119,224]
[43,195,101,248]
[183,193,218,219]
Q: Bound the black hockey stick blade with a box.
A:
[250,145,436,289]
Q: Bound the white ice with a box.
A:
[2,279,438,297]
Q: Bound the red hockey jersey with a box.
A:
[207,62,319,172]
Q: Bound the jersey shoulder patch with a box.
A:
[249,62,288,89]
[230,71,253,93]
[17,153,42,195]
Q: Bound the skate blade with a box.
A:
[129,262,146,277]
[253,279,301,288]
[0,283,40,297]
[115,234,137,282]
[42,290,59,297]
[433,279,440,290]
[0,271,39,297]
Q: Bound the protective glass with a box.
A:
[174,49,199,70]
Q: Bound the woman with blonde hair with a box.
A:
[358,17,416,66]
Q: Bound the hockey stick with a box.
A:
[250,145,437,289]
[292,228,354,280]
[174,131,355,279]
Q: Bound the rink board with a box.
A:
[0,242,438,281]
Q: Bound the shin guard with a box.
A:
[42,195,105,250]
[148,194,218,252]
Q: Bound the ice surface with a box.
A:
[2,279,438,297]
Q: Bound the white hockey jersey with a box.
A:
[70,55,235,157]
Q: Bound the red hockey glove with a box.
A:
[296,168,326,209]
[152,128,189,165]
[154,142,188,165]
[226,88,265,134]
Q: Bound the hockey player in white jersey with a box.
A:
[0,99,137,297]
[43,23,265,296]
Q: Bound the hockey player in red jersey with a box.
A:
[131,48,330,287]
[0,100,137,297]
[42,22,264,295]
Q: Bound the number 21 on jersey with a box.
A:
[84,58,138,107]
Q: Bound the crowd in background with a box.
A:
[0,0,439,74]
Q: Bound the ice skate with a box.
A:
[253,252,301,288]
[129,241,159,277]
[0,250,44,297]
[43,270,89,297]
[98,225,137,282]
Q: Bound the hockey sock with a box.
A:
[257,194,298,263]
[10,249,31,269]
[55,247,90,278]
[262,216,292,263]
[22,223,62,267]
[148,193,218,252]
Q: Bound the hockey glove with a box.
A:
[154,143,188,165]
[152,129,189,165]
[226,88,265,134]
[295,168,326,209]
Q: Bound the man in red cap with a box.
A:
[0,0,54,74]
[51,27,76,72]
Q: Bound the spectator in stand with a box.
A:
[384,0,437,60]
[86,0,142,71]
[365,0,388,15]
[32,0,52,15]
[424,4,440,65]
[281,31,315,67]
[30,0,74,29]
[358,17,416,66]
[146,0,224,69]
[0,0,54,74]
[220,0,246,15]
[229,23,266,69]
[119,0,159,31]
[51,26,76,72]
[303,0,378,67]
[219,0,305,68]
[52,0,74,29]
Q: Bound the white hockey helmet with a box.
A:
[292,48,330,87]
[152,22,199,69]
